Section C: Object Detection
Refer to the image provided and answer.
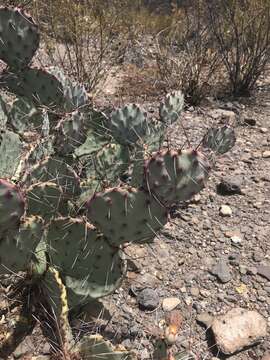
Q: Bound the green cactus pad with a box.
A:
[94,142,130,183]
[144,149,210,205]
[54,111,87,155]
[23,156,80,197]
[9,97,43,132]
[48,67,89,111]
[202,125,236,154]
[76,334,133,360]
[159,91,184,124]
[0,7,39,69]
[26,182,66,221]
[47,218,126,302]
[0,179,25,235]
[110,104,148,145]
[0,216,44,274]
[74,131,109,159]
[0,129,23,178]
[0,95,9,128]
[1,68,64,107]
[87,187,168,245]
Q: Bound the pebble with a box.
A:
[190,287,200,297]
[211,259,232,283]
[244,117,256,126]
[137,288,159,310]
[231,235,242,244]
[162,297,180,312]
[262,151,270,158]
[211,307,267,354]
[260,127,268,133]
[217,178,242,195]
[219,205,232,217]
[196,312,214,328]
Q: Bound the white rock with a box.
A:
[162,297,181,312]
[231,235,242,244]
[262,151,270,158]
[219,205,232,217]
[211,307,267,354]
[260,127,268,134]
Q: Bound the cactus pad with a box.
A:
[0,129,23,178]
[77,334,133,360]
[54,111,87,155]
[87,187,168,245]
[144,149,210,205]
[23,156,80,197]
[159,91,184,124]
[0,179,25,235]
[26,182,66,221]
[9,97,43,132]
[0,216,44,274]
[2,68,64,107]
[48,67,89,111]
[0,7,39,69]
[110,104,148,145]
[202,125,236,154]
[47,218,125,302]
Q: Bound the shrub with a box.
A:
[206,0,270,96]
[154,1,221,105]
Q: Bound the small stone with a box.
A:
[262,151,270,158]
[244,118,256,126]
[257,265,270,281]
[211,259,232,283]
[219,205,232,217]
[217,178,242,195]
[162,297,181,312]
[197,312,214,328]
[190,287,200,297]
[253,252,263,262]
[231,235,242,244]
[260,127,268,133]
[137,288,159,310]
[212,308,267,355]
[239,265,247,275]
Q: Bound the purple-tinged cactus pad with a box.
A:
[143,149,211,206]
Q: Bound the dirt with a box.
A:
[0,62,270,360]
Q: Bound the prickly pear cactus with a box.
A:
[0,6,237,358]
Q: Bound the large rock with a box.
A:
[211,308,267,354]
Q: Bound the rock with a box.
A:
[231,235,242,245]
[137,288,159,310]
[211,307,267,355]
[210,109,236,123]
[211,259,232,283]
[217,178,242,195]
[262,151,270,158]
[219,205,232,217]
[190,287,200,297]
[260,127,268,133]
[197,312,214,328]
[244,118,256,126]
[257,265,270,281]
[162,297,181,312]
